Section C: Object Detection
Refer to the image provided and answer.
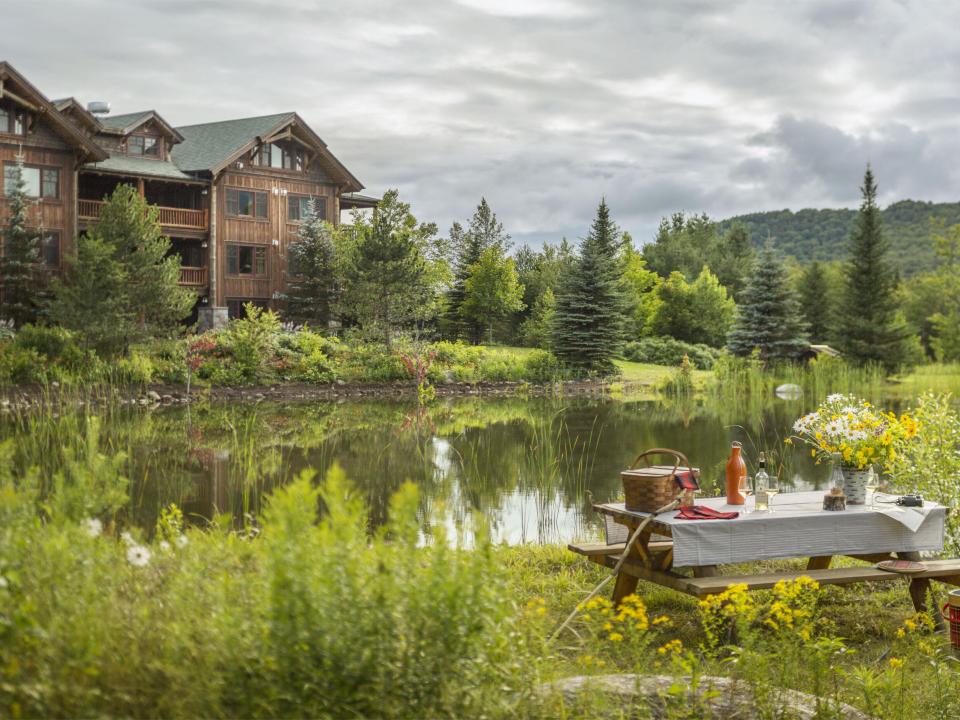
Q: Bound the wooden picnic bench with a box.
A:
[569,492,954,623]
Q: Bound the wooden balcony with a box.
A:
[79,199,209,232]
[179,266,208,287]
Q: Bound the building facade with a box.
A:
[0,61,376,328]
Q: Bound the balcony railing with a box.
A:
[178,266,208,287]
[79,199,209,232]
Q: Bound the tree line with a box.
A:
[1,156,947,376]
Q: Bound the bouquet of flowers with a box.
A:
[790,393,918,470]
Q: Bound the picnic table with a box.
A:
[570,491,957,619]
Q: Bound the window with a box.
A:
[41,231,60,268]
[287,194,326,222]
[126,134,161,157]
[226,244,267,276]
[0,103,28,135]
[227,298,269,320]
[3,163,58,199]
[225,187,268,218]
[251,142,306,172]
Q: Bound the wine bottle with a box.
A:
[754,452,769,512]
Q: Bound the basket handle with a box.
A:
[629,448,690,475]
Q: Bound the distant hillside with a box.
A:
[716,200,960,275]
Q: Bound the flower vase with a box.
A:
[841,466,869,504]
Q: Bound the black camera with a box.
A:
[896,494,924,507]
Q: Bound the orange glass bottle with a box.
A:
[725,441,747,505]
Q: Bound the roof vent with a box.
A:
[87,101,111,116]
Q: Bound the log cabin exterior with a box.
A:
[0,61,377,328]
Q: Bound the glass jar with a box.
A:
[829,453,845,494]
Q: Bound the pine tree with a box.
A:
[838,166,909,371]
[341,190,435,346]
[0,157,44,327]
[286,200,339,327]
[727,243,809,361]
[94,185,194,343]
[49,234,131,356]
[444,198,510,343]
[551,199,625,374]
[797,261,832,342]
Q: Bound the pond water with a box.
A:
[8,391,887,544]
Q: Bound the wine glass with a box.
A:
[739,470,753,514]
[767,472,780,513]
[865,465,880,509]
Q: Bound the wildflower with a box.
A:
[83,518,103,538]
[126,545,152,567]
[657,639,683,655]
[0,576,8,589]
[120,531,135,546]
[159,540,171,552]
[176,535,189,548]
[652,615,670,626]
[608,632,623,642]
[889,657,903,669]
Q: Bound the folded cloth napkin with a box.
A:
[872,495,938,532]
[675,505,739,520]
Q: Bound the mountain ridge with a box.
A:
[716,199,960,274]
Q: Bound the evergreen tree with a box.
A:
[460,247,524,344]
[519,286,555,349]
[94,185,194,343]
[727,244,809,361]
[286,200,339,327]
[50,185,193,353]
[837,166,909,371]
[443,198,510,343]
[341,190,436,346]
[0,158,44,327]
[49,235,130,356]
[797,261,832,342]
[551,199,625,374]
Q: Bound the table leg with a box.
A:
[807,556,832,571]
[611,525,651,606]
[899,551,944,631]
[692,565,717,578]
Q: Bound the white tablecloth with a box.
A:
[606,491,946,568]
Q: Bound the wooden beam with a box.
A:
[0,79,39,112]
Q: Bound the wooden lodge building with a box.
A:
[0,61,376,328]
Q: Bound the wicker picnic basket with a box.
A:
[621,448,698,512]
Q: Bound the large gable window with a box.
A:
[0,103,29,136]
[226,187,268,218]
[251,142,306,172]
[126,134,161,157]
[3,163,59,199]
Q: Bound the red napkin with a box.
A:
[675,505,739,520]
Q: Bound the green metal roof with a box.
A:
[171,113,293,173]
[99,110,154,131]
[82,155,195,181]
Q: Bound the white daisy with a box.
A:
[0,576,8,589]
[176,535,188,548]
[126,545,152,567]
[825,419,843,437]
[120,531,135,546]
[83,518,103,538]
[159,540,171,552]
[826,393,845,404]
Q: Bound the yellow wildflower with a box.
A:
[889,657,903,669]
[608,632,623,642]
[652,615,671,626]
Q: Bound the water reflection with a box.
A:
[8,394,857,543]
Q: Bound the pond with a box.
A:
[6,392,901,544]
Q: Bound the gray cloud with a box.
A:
[4,0,960,248]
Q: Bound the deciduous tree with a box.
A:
[460,246,524,344]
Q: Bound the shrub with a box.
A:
[623,336,720,370]
[113,351,156,386]
[14,324,90,372]
[523,349,561,383]
[0,344,47,384]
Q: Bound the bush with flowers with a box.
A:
[790,393,919,469]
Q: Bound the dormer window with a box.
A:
[126,134,162,158]
[251,141,305,172]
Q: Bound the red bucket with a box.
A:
[942,589,960,652]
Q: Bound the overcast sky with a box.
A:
[5,0,960,247]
